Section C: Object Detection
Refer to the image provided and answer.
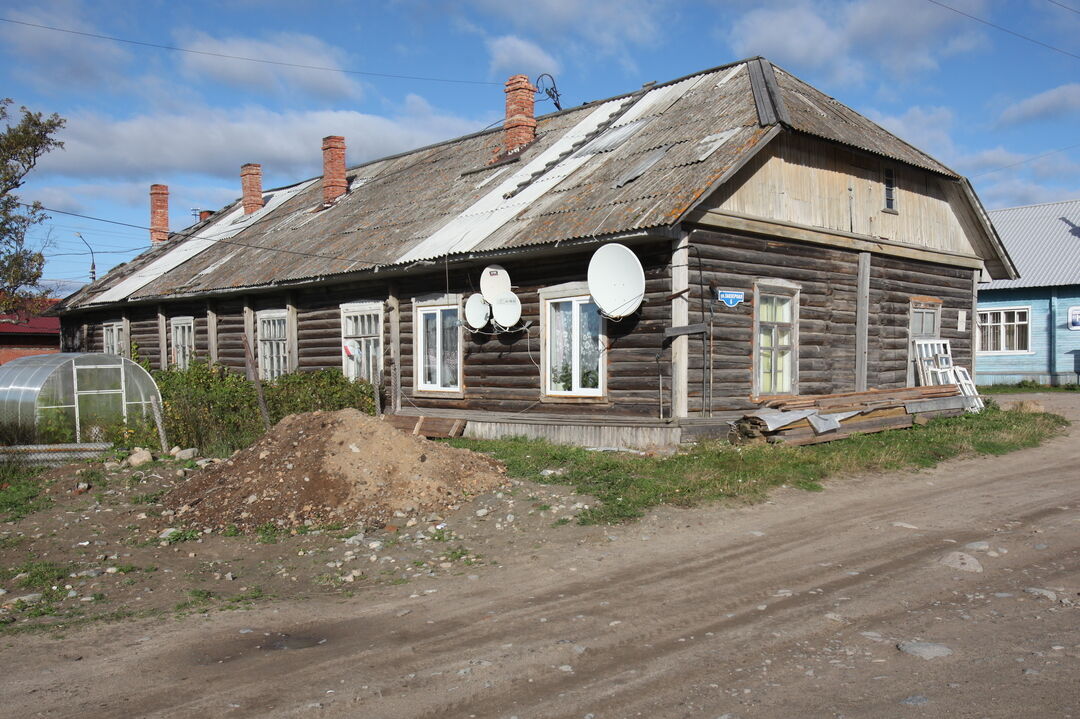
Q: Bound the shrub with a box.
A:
[125,362,377,457]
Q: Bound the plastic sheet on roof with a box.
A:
[0,353,160,443]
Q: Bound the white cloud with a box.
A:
[975,177,1080,210]
[952,146,1028,176]
[486,35,561,77]
[997,83,1080,126]
[0,3,133,92]
[726,0,990,86]
[176,31,363,100]
[34,103,484,182]
[866,105,957,162]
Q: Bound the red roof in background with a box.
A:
[0,314,60,335]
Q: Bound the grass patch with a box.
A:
[0,462,49,521]
[1,560,71,589]
[979,381,1080,394]
[450,407,1067,524]
[130,490,166,505]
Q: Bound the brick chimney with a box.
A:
[321,135,347,205]
[503,74,537,156]
[241,163,264,215]
[149,184,169,243]
[198,209,213,222]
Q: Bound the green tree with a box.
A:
[0,99,65,315]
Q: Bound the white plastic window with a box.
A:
[978,308,1030,354]
[170,317,194,370]
[257,310,288,380]
[545,296,603,396]
[757,293,796,395]
[341,302,382,384]
[417,305,460,391]
[102,322,124,356]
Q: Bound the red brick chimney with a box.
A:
[503,74,537,156]
[241,163,264,215]
[321,136,347,205]
[149,184,169,243]
[198,209,213,222]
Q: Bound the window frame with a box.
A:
[883,167,898,213]
[413,294,463,396]
[977,305,1033,355]
[256,309,289,381]
[101,321,125,357]
[340,301,383,384]
[169,316,195,370]
[752,279,800,398]
[539,281,607,401]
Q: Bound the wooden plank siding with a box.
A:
[397,243,673,418]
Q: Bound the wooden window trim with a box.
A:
[101,321,125,357]
[169,316,195,369]
[977,305,1033,356]
[256,309,288,380]
[340,301,384,384]
[539,282,607,403]
[413,293,464,397]
[883,167,898,213]
[752,279,800,399]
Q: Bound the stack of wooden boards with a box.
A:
[732,385,968,446]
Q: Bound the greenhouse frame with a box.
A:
[0,353,160,443]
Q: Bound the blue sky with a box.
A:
[2,0,1079,294]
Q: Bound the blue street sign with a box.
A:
[716,290,745,308]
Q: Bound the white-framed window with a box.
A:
[257,309,288,380]
[102,321,124,356]
[170,316,194,370]
[341,301,382,384]
[883,167,897,212]
[541,286,604,397]
[415,296,461,392]
[754,280,799,396]
[978,307,1030,354]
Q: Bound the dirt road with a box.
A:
[4,393,1079,718]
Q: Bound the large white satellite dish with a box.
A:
[587,243,645,319]
[480,265,512,301]
[490,291,522,328]
[464,293,491,330]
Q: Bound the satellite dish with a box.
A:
[343,339,360,358]
[490,291,522,328]
[480,265,512,301]
[464,293,491,330]
[587,243,645,319]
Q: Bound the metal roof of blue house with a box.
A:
[984,199,1080,290]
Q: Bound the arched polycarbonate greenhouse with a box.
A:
[0,353,160,444]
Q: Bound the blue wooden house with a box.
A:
[977,199,1080,385]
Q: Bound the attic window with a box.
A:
[883,168,898,213]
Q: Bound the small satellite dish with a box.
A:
[587,243,645,319]
[343,339,360,358]
[490,291,522,328]
[464,293,491,330]
[480,265,512,301]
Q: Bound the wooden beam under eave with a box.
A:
[685,209,986,271]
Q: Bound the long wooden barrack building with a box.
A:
[54,58,1016,447]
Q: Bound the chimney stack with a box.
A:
[241,163,264,215]
[150,184,169,243]
[503,74,537,156]
[198,209,213,222]
[321,135,347,205]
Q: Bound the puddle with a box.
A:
[257,633,327,651]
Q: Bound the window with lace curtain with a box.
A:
[540,282,605,399]
[415,298,461,393]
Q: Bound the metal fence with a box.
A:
[0,443,112,467]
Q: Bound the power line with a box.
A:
[1045,0,1080,15]
[0,17,501,86]
[969,142,1080,177]
[925,0,1080,61]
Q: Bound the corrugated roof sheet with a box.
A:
[58,57,977,311]
[983,199,1080,290]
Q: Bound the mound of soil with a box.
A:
[165,409,506,531]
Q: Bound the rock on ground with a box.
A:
[897,641,953,660]
[939,551,983,573]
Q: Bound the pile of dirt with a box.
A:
[165,409,506,531]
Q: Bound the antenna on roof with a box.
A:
[534,73,562,111]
